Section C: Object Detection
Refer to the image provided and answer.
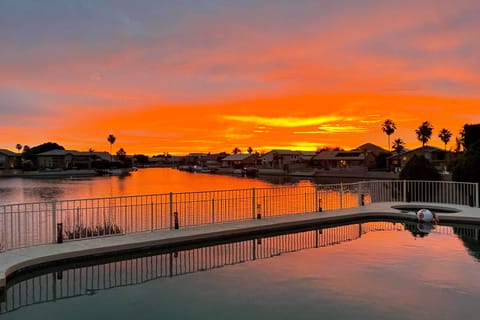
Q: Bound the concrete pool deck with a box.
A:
[1,202,480,291]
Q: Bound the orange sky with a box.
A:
[1,1,479,155]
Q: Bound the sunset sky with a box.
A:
[1,0,479,155]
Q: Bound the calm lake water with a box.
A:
[2,220,480,319]
[0,168,338,205]
[0,168,356,205]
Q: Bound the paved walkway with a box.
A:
[1,202,480,291]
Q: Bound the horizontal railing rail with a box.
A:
[0,180,478,252]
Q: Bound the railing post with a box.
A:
[1,205,5,250]
[52,200,57,244]
[314,186,318,212]
[169,192,173,229]
[476,183,479,208]
[150,202,154,231]
[17,206,21,248]
[252,188,256,220]
[304,192,307,213]
[339,183,343,209]
[211,198,215,224]
[357,182,362,207]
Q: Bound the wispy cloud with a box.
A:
[221,115,344,128]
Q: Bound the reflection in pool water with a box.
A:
[2,220,480,319]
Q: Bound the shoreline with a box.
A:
[0,169,97,178]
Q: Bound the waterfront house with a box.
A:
[184,153,208,166]
[354,143,388,169]
[311,150,366,169]
[149,155,184,167]
[387,146,449,173]
[203,152,229,168]
[298,151,317,164]
[0,149,21,169]
[259,150,303,170]
[221,154,257,169]
[355,143,388,157]
[36,150,111,169]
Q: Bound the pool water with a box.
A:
[2,220,480,319]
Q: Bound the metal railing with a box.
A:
[0,180,478,252]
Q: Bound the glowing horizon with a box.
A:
[1,1,479,156]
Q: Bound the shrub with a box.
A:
[399,155,441,181]
[452,141,480,183]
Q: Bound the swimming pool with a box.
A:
[2,219,480,319]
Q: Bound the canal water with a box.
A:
[0,168,326,206]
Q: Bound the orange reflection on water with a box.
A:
[255,222,478,317]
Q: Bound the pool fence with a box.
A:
[0,180,478,252]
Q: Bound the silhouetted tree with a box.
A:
[107,134,116,162]
[454,136,463,153]
[462,124,480,151]
[116,148,126,158]
[415,121,433,148]
[400,155,440,181]
[233,147,241,154]
[392,138,405,154]
[381,119,396,152]
[452,141,480,183]
[116,148,131,167]
[247,146,253,154]
[375,152,389,170]
[16,144,22,153]
[134,154,149,164]
[438,128,452,154]
[452,124,480,182]
[317,146,344,152]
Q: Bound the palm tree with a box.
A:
[107,134,116,162]
[438,128,452,153]
[247,146,253,154]
[381,119,396,152]
[458,128,466,151]
[232,147,241,154]
[392,138,405,154]
[454,136,463,153]
[415,121,433,148]
[15,144,22,153]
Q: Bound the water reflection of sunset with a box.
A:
[257,223,479,318]
[4,220,480,318]
[1,1,479,155]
